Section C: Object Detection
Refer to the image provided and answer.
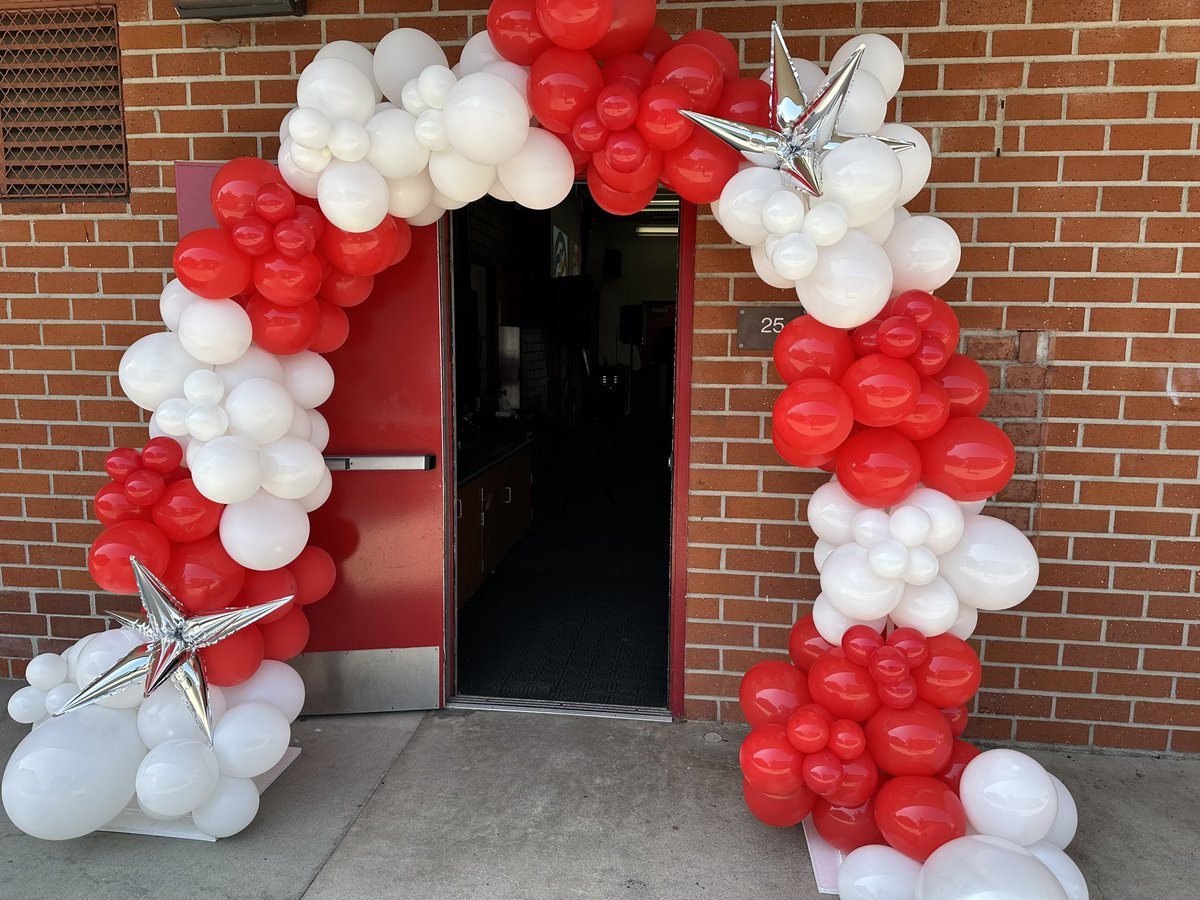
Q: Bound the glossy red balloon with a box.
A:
[771,378,854,457]
[601,51,655,92]
[913,634,982,708]
[141,437,183,474]
[922,297,961,352]
[877,315,922,358]
[773,315,856,384]
[634,83,694,151]
[786,705,830,753]
[231,215,274,257]
[823,750,880,808]
[94,482,149,527]
[210,157,279,227]
[803,749,845,796]
[261,607,310,660]
[87,520,171,594]
[309,300,351,353]
[888,627,930,667]
[591,139,661,192]
[891,377,951,441]
[789,614,833,673]
[272,217,318,260]
[173,228,252,300]
[909,332,953,376]
[535,0,612,51]
[677,29,739,82]
[740,724,806,796]
[529,47,604,133]
[199,625,264,687]
[585,164,657,215]
[836,428,922,508]
[247,294,321,356]
[292,204,326,241]
[887,290,936,326]
[104,447,142,483]
[942,704,969,737]
[651,43,724,114]
[639,24,674,62]
[936,739,981,793]
[740,659,812,727]
[152,478,223,543]
[869,646,910,685]
[587,0,656,59]
[595,82,638,130]
[852,320,882,356]
[841,354,921,427]
[161,534,247,614]
[235,567,297,624]
[661,128,739,204]
[813,798,884,853]
[865,699,954,776]
[289,545,337,606]
[604,128,650,173]
[828,719,867,760]
[253,250,323,305]
[771,429,835,470]
[254,182,296,224]
[808,649,881,722]
[319,270,374,308]
[742,778,816,828]
[571,108,609,152]
[874,775,967,862]
[841,624,885,667]
[711,77,772,129]
[916,417,1015,501]
[934,354,990,417]
[488,0,552,65]
[878,676,919,710]
[321,219,403,277]
[123,469,165,507]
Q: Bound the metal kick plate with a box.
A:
[291,647,441,714]
[324,454,436,471]
[736,305,803,352]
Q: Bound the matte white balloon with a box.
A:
[317,158,390,232]
[905,487,967,554]
[750,243,795,289]
[417,64,457,110]
[867,538,909,580]
[904,545,940,586]
[821,543,905,620]
[852,508,891,547]
[400,78,428,116]
[837,69,888,134]
[25,653,67,691]
[288,139,333,175]
[137,684,226,749]
[770,232,819,280]
[277,139,323,198]
[135,738,220,818]
[878,123,932,206]
[1043,774,1079,849]
[760,56,826,99]
[408,203,447,227]
[947,599,978,639]
[159,279,202,332]
[280,351,335,409]
[221,660,306,722]
[813,538,836,573]
[812,593,885,645]
[482,59,531,103]
[216,345,285,390]
[190,435,265,505]
[831,33,906,99]
[808,480,867,545]
[891,576,960,636]
[387,170,437,218]
[8,686,48,724]
[315,40,381,102]
[885,214,962,294]
[939,516,1040,611]
[177,299,253,366]
[820,137,903,227]
[365,108,430,179]
[795,229,893,329]
[415,108,451,152]
[1026,842,1089,900]
[800,201,849,246]
[278,108,295,146]
[219,490,310,571]
[296,57,377,126]
[458,30,503,76]
[760,188,807,235]
[191,775,260,838]
[260,436,327,500]
[307,408,330,451]
[63,633,97,686]
[75,628,144,710]
[716,166,780,246]
[445,71,533,165]
[889,504,932,547]
[300,466,334,512]
[212,701,291,778]
[328,119,370,162]
[859,206,896,243]
[224,377,296,445]
[960,749,1058,846]
[916,835,1068,900]
[496,128,575,210]
[119,332,210,412]
[838,843,921,900]
[186,403,229,442]
[184,368,225,406]
[428,149,496,204]
[288,107,333,151]
[43,683,79,717]
[284,402,313,440]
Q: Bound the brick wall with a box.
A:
[0,1,1197,753]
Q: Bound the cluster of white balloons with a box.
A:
[3,634,305,840]
[713,33,961,329]
[838,749,1088,900]
[807,480,1040,644]
[277,30,576,232]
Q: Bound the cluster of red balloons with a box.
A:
[489,1,768,212]
[172,157,413,355]
[86,442,338,687]
[738,614,985,863]
[771,291,1017,506]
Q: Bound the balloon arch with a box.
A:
[3,3,1087,897]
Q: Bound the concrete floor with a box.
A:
[2,680,1198,899]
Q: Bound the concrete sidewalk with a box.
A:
[2,680,1198,899]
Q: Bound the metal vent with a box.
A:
[0,5,128,200]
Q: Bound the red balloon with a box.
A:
[319,270,374,308]
[254,182,296,224]
[535,0,612,51]
[923,298,961,352]
[210,157,279,228]
[105,447,142,483]
[634,83,694,151]
[742,778,816,828]
[261,607,310,660]
[123,469,165,507]
[841,354,921,427]
[936,739,981,793]
[771,429,834,470]
[652,43,724,114]
[878,676,919,710]
[771,378,854,457]
[246,294,321,355]
[571,108,609,152]
[711,77,772,128]
[173,228,252,300]
[740,725,806,796]
[803,749,845,796]
[852,319,882,357]
[320,219,401,277]
[585,164,657,215]
[888,627,930,667]
[887,290,936,326]
[661,128,740,204]
[235,567,297,624]
[740,660,812,728]
[916,417,1015,501]
[595,82,638,130]
[601,51,654,92]
[786,705,830,753]
[161,534,247,614]
[141,437,183,474]
[788,614,833,673]
[88,520,171,594]
[891,377,951,441]
[874,775,967,862]
[588,0,656,59]
[152,478,223,543]
[230,215,274,257]
[639,24,674,62]
[293,203,326,241]
[813,798,885,853]
[590,139,660,192]
[836,428,921,508]
[934,354,990,417]
[823,750,880,808]
[773,315,856,384]
[877,316,922,358]
[273,217,318,260]
[199,625,264,687]
[289,545,337,605]
[910,332,952,376]
[865,699,954,776]
[309,300,351,353]
[828,719,867,761]
[868,646,910,685]
[529,47,604,133]
[913,634,982,708]
[95,482,149,527]
[808,649,881,722]
[942,704,969,737]
[604,128,650,174]
[841,624,885,667]
[253,250,323,305]
[488,0,553,65]
[677,29,739,82]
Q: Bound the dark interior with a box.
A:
[451,187,679,709]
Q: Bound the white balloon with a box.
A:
[838,69,888,134]
[885,215,962,294]
[63,633,97,686]
[867,538,909,579]
[365,108,430,179]
[890,577,960,636]
[184,368,225,406]
[186,403,229,442]
[75,628,144,710]
[417,64,457,110]
[280,351,335,409]
[1043,774,1079,849]
[260,436,327,499]
[190,435,265,505]
[496,128,574,210]
[224,377,296,445]
[859,206,896,243]
[2,706,145,840]
[916,835,1068,900]
[415,108,451,152]
[137,684,226,749]
[135,739,220,818]
[318,158,390,232]
[821,543,904,620]
[1027,842,1089,900]
[400,78,428,116]
[221,660,306,722]
[905,487,966,554]
[432,188,468,210]
[315,40,381,102]
[387,170,437,218]
[878,123,932,206]
[300,466,334,512]
[219,491,310,570]
[812,593,885,645]
[307,408,330,451]
[808,480,867,545]
[277,139,323,198]
[715,166,780,246]
[959,497,988,516]
[374,101,396,114]
[770,232,819,280]
[947,600,978,639]
[278,108,295,146]
[119,332,210,412]
[831,33,906,99]
[428,149,496,204]
[288,139,333,174]
[838,844,921,900]
[328,119,370,162]
[185,437,206,469]
[960,750,1058,846]
[25,653,67,691]
[148,417,188,453]
[443,62,533,161]
[459,30,503,76]
[285,402,313,440]
[939,516,1040,611]
[216,345,285,390]
[296,57,377,126]
[160,279,202,332]
[904,545,940,586]
[288,107,333,151]
[795,229,893,329]
[852,508,891,547]
[482,59,531,102]
[8,686,48,724]
[813,538,836,573]
[820,137,903,227]
[212,701,291,778]
[760,188,806,235]
[407,203,446,227]
[800,201,849,246]
[750,243,795,289]
[191,775,260,838]
[760,57,826,98]
[177,299,253,366]
[43,683,79,717]
[889,504,932,547]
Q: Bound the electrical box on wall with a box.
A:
[171,0,304,19]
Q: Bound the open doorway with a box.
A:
[450,187,680,711]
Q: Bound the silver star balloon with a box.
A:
[680,21,914,197]
[53,557,292,744]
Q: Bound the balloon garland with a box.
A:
[1,5,1087,896]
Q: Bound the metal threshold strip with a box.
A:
[447,695,673,723]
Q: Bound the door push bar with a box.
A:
[324,455,436,472]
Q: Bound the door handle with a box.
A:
[324,455,436,471]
